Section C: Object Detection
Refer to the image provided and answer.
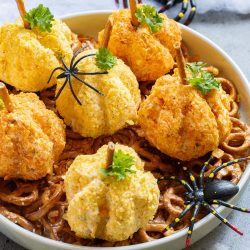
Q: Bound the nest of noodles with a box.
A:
[0,36,250,247]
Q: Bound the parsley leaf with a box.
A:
[25,4,54,32]
[95,48,117,71]
[135,4,163,33]
[101,149,136,181]
[186,62,220,95]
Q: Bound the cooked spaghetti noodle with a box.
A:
[0,38,249,247]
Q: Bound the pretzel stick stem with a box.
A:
[0,82,13,112]
[101,18,113,48]
[106,142,115,169]
[15,0,30,29]
[174,44,187,85]
[129,0,139,26]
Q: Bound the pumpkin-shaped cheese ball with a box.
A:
[98,6,181,82]
[0,92,66,180]
[64,143,159,241]
[205,87,232,142]
[55,49,141,138]
[138,73,223,161]
[0,19,73,91]
[0,96,4,109]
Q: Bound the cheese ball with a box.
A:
[64,143,159,242]
[0,97,4,109]
[205,87,232,143]
[0,93,66,180]
[138,74,221,161]
[98,7,181,82]
[56,49,141,138]
[0,19,73,92]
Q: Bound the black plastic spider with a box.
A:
[48,46,106,105]
[159,155,250,248]
[115,0,196,25]
[157,0,197,25]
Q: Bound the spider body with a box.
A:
[185,179,239,204]
[160,155,250,248]
[115,0,196,25]
[185,189,203,203]
[48,46,106,105]
[204,179,239,201]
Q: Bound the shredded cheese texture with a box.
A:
[64,143,160,241]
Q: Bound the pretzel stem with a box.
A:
[0,82,13,112]
[174,43,187,85]
[106,142,115,169]
[129,0,139,26]
[101,18,113,48]
[15,0,30,29]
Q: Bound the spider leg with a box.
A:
[182,166,198,190]
[199,155,214,189]
[54,77,68,101]
[184,0,196,25]
[75,71,108,76]
[47,67,65,83]
[208,156,250,180]
[72,73,104,96]
[68,75,82,105]
[185,201,201,248]
[159,176,193,192]
[115,0,119,8]
[123,0,128,8]
[70,45,88,69]
[72,53,96,70]
[159,0,175,13]
[174,0,189,22]
[211,199,250,213]
[202,201,243,235]
[162,201,195,234]
[61,58,70,71]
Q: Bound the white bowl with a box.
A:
[1,10,250,250]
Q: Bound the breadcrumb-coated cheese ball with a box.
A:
[138,74,220,161]
[64,143,159,241]
[0,97,4,109]
[205,88,232,143]
[56,49,141,138]
[154,14,182,57]
[98,8,181,82]
[0,19,73,92]
[0,93,66,180]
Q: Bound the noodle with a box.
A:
[0,38,250,247]
[0,206,36,232]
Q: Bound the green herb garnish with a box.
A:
[95,48,117,71]
[186,62,220,95]
[25,4,54,32]
[101,149,136,181]
[135,4,163,33]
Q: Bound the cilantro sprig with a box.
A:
[25,4,54,32]
[95,48,117,71]
[135,4,163,33]
[101,149,136,181]
[186,62,220,95]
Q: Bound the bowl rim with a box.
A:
[0,9,250,250]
